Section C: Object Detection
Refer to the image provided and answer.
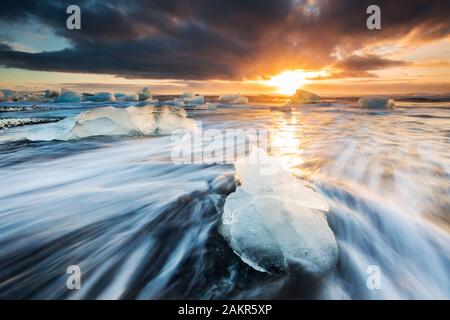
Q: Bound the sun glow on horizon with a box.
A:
[262,69,328,95]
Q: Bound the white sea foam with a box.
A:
[0,118,60,130]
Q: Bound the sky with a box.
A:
[0,0,449,95]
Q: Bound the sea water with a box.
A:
[0,96,448,299]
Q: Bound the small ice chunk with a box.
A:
[182,103,218,110]
[0,90,13,100]
[218,93,240,103]
[138,87,151,101]
[289,89,321,104]
[45,90,59,98]
[55,89,81,103]
[220,148,337,275]
[114,93,128,101]
[183,94,204,105]
[127,94,140,101]
[27,94,47,102]
[166,93,206,109]
[169,99,186,107]
[0,91,5,101]
[218,93,249,104]
[115,93,139,101]
[83,92,115,102]
[232,96,249,104]
[359,96,395,109]
[181,92,195,99]
[206,103,218,109]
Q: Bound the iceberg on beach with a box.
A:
[45,90,59,99]
[183,95,205,105]
[220,148,338,275]
[0,90,13,101]
[1,91,28,102]
[359,96,395,109]
[115,88,156,103]
[4,105,196,141]
[115,93,139,101]
[165,92,208,109]
[289,89,321,104]
[55,89,81,103]
[183,103,218,110]
[27,93,47,102]
[167,99,185,107]
[218,93,249,104]
[232,96,249,104]
[83,92,115,102]
[179,92,205,105]
[181,92,194,99]
[138,87,151,101]
[114,93,126,100]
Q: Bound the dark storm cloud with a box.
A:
[335,55,409,71]
[0,0,449,80]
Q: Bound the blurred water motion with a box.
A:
[0,97,449,299]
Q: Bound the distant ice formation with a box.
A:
[138,87,151,101]
[218,93,249,104]
[0,90,58,102]
[232,96,249,104]
[289,89,321,104]
[27,94,47,102]
[183,95,205,105]
[114,88,158,103]
[114,93,126,100]
[181,92,194,99]
[3,105,196,141]
[0,90,13,101]
[55,89,82,103]
[177,92,205,105]
[359,96,395,109]
[115,93,139,101]
[220,148,338,275]
[83,92,115,102]
[183,103,218,110]
[165,92,212,110]
[44,90,59,99]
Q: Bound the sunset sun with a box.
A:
[263,69,327,95]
